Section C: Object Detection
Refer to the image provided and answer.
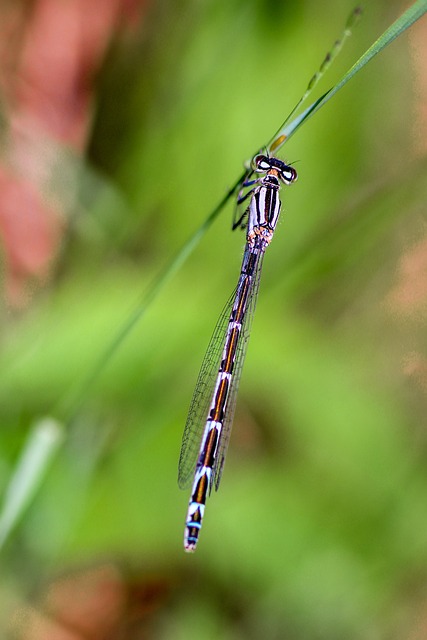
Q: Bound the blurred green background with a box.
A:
[1,0,427,638]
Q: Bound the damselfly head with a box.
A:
[254,154,297,185]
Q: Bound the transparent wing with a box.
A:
[212,248,266,490]
[178,286,238,489]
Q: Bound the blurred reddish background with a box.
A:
[0,0,146,308]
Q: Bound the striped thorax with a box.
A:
[247,155,297,247]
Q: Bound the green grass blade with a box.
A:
[268,0,427,152]
[0,418,64,549]
[269,5,363,154]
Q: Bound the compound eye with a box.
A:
[254,155,271,172]
[281,166,297,184]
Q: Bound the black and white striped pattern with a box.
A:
[178,155,297,552]
[248,177,281,239]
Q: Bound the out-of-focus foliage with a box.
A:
[1,0,426,638]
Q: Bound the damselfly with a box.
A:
[178,154,297,552]
[178,6,362,552]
